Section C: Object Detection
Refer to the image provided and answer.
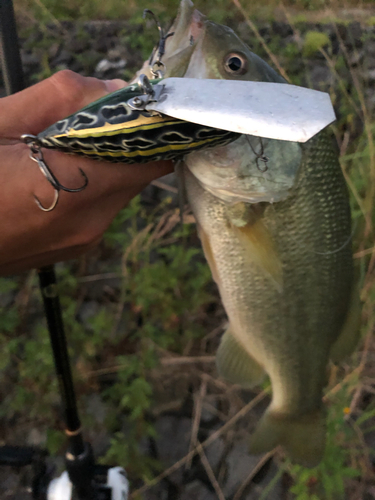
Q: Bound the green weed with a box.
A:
[303,31,331,58]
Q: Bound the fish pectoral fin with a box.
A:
[216,327,265,388]
[227,206,283,291]
[249,408,326,468]
[330,282,362,363]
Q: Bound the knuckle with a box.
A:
[49,70,86,103]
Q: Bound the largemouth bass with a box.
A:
[142,0,360,467]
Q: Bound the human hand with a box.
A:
[0,70,173,275]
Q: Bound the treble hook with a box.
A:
[247,136,269,173]
[143,9,174,78]
[21,134,88,212]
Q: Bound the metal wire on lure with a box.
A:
[143,9,174,78]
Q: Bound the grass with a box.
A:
[1,0,375,499]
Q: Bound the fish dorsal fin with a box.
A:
[216,327,265,388]
[329,280,362,363]
[226,203,283,290]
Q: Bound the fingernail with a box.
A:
[104,79,128,92]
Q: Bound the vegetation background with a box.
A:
[0,0,375,498]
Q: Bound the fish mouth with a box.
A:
[165,0,206,53]
[161,1,207,77]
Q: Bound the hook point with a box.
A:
[34,189,59,212]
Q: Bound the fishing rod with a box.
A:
[0,1,128,498]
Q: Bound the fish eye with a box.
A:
[224,53,247,75]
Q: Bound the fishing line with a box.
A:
[266,202,356,256]
[312,220,356,256]
[246,136,269,172]
[143,9,174,78]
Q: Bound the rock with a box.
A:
[85,393,107,424]
[0,465,34,499]
[223,439,283,499]
[204,435,226,471]
[348,49,365,66]
[364,68,375,82]
[200,398,219,424]
[66,37,91,54]
[258,24,272,41]
[242,461,283,500]
[365,40,375,58]
[154,416,192,465]
[367,54,375,71]
[143,483,169,500]
[107,47,128,62]
[154,416,192,484]
[53,49,73,66]
[48,42,61,59]
[347,22,363,48]
[365,88,375,112]
[308,63,335,91]
[92,36,113,54]
[77,300,100,328]
[0,283,16,308]
[223,439,262,497]
[21,50,40,69]
[336,22,363,48]
[271,21,293,38]
[180,480,217,500]
[27,428,46,447]
[95,58,127,75]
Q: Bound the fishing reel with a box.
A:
[0,444,129,500]
[47,466,129,500]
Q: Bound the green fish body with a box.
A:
[149,0,361,467]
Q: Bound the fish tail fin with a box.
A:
[249,408,326,468]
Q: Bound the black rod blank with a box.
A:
[38,266,85,456]
[0,0,25,94]
[0,1,84,454]
[0,4,95,497]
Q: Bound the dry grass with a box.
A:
[13,0,375,24]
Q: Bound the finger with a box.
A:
[0,136,173,275]
[2,142,173,261]
[0,70,127,137]
[104,79,128,93]
[36,148,174,206]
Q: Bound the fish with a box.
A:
[140,0,361,467]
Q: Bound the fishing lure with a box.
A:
[21,12,240,211]
[30,75,239,165]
